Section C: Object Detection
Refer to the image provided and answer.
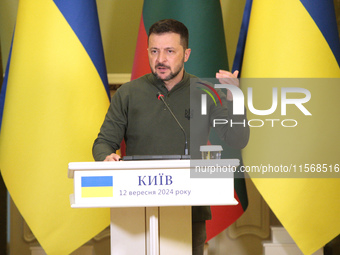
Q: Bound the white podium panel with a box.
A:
[68,159,239,255]
[110,207,146,255]
[159,206,192,255]
[69,160,239,208]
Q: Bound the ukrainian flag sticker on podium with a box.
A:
[81,176,113,198]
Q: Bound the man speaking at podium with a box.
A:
[93,19,249,255]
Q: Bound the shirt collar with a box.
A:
[148,70,190,94]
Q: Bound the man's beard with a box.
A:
[152,62,184,82]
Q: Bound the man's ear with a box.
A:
[184,48,191,62]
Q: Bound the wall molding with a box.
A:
[107,73,131,85]
[227,178,270,239]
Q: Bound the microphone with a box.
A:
[157,92,189,156]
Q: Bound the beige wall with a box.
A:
[0,0,19,70]
[0,0,246,76]
[96,0,144,74]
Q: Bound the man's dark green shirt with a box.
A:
[93,71,249,221]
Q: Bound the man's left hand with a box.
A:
[216,70,239,101]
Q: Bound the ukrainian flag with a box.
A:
[81,176,113,198]
[235,0,340,254]
[0,0,110,254]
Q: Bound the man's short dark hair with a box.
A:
[148,19,189,49]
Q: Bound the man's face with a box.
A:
[148,32,191,84]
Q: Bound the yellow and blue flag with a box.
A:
[0,0,110,254]
[234,0,340,254]
[81,176,113,198]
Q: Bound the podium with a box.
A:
[68,159,239,255]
